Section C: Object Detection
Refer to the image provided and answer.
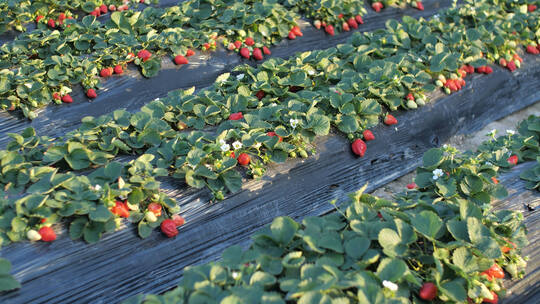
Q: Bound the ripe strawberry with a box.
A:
[347,17,358,29]
[416,1,424,11]
[237,153,250,165]
[484,66,493,74]
[203,43,211,50]
[137,49,152,62]
[48,19,56,28]
[491,176,499,184]
[58,13,66,22]
[38,226,56,242]
[245,37,255,46]
[363,130,375,141]
[86,88,97,99]
[100,4,108,14]
[118,4,128,11]
[111,201,130,218]
[419,282,437,300]
[501,240,516,253]
[61,94,73,103]
[36,15,44,23]
[355,15,364,24]
[100,67,113,78]
[253,48,263,60]
[127,52,135,62]
[351,139,367,157]
[476,66,486,73]
[342,22,350,31]
[529,4,537,12]
[230,151,236,159]
[325,24,335,36]
[465,65,475,74]
[147,202,162,217]
[338,13,344,19]
[255,90,265,100]
[482,291,499,304]
[114,65,123,74]
[377,212,383,219]
[229,112,243,120]
[372,2,384,12]
[507,155,518,165]
[186,49,195,57]
[288,31,296,40]
[53,92,61,100]
[314,20,322,29]
[41,218,47,223]
[109,4,117,11]
[90,10,99,17]
[486,264,505,279]
[384,114,398,125]
[292,26,303,37]
[172,214,185,226]
[263,46,271,55]
[407,182,417,189]
[233,41,242,49]
[161,219,178,238]
[513,53,523,63]
[406,93,414,100]
[499,58,507,67]
[267,131,283,142]
[526,45,540,54]
[240,47,250,59]
[174,55,188,65]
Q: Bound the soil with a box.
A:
[371,101,540,200]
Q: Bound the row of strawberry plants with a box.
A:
[0,0,538,248]
[120,116,539,304]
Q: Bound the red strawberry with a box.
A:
[186,49,195,57]
[147,202,162,217]
[100,67,113,78]
[174,55,188,65]
[501,239,516,253]
[347,17,358,29]
[507,154,518,165]
[377,212,383,219]
[465,65,475,74]
[407,182,417,189]
[240,47,250,59]
[314,20,322,29]
[288,31,296,40]
[325,25,335,36]
[36,15,44,23]
[58,13,66,21]
[416,1,424,11]
[53,92,61,100]
[161,219,178,238]
[230,151,236,159]
[137,49,152,62]
[118,4,128,11]
[419,282,438,301]
[172,214,185,227]
[86,89,97,99]
[61,94,73,103]
[253,48,263,61]
[109,4,117,11]
[355,15,364,24]
[372,2,384,12]
[485,66,493,74]
[229,112,243,120]
[491,176,499,184]
[476,66,486,73]
[90,10,98,17]
[100,4,108,14]
[406,93,414,100]
[484,264,504,281]
[482,291,498,304]
[263,46,271,55]
[203,43,211,50]
[255,90,265,100]
[528,4,537,12]
[245,37,255,46]
[267,131,283,142]
[114,65,123,74]
[48,19,56,28]
[507,60,517,72]
[292,26,303,37]
[338,13,344,19]
[342,22,350,31]
[233,41,242,49]
[38,226,56,242]
[351,139,367,157]
[127,52,135,62]
[237,153,250,165]
[526,45,540,54]
[363,130,375,141]
[384,114,398,125]
[111,201,130,218]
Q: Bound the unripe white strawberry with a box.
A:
[145,212,157,222]
[27,229,42,241]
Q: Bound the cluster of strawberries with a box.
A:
[371,1,424,12]
[230,36,273,61]
[526,44,540,55]
[36,12,73,29]
[499,53,523,72]
[314,15,363,36]
[351,114,397,157]
[90,0,137,16]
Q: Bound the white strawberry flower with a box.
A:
[253,142,262,149]
[488,129,497,137]
[506,129,515,135]
[94,184,102,191]
[27,229,41,241]
[219,139,226,145]
[307,70,315,76]
[232,272,239,279]
[290,118,299,129]
[232,141,243,150]
[382,280,398,292]
[220,143,230,152]
[25,83,33,88]
[236,73,245,80]
[271,103,277,107]
[432,168,444,180]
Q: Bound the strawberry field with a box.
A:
[0,0,539,303]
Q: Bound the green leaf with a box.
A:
[423,148,444,169]
[89,204,112,222]
[376,258,408,282]
[270,217,299,246]
[410,210,442,239]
